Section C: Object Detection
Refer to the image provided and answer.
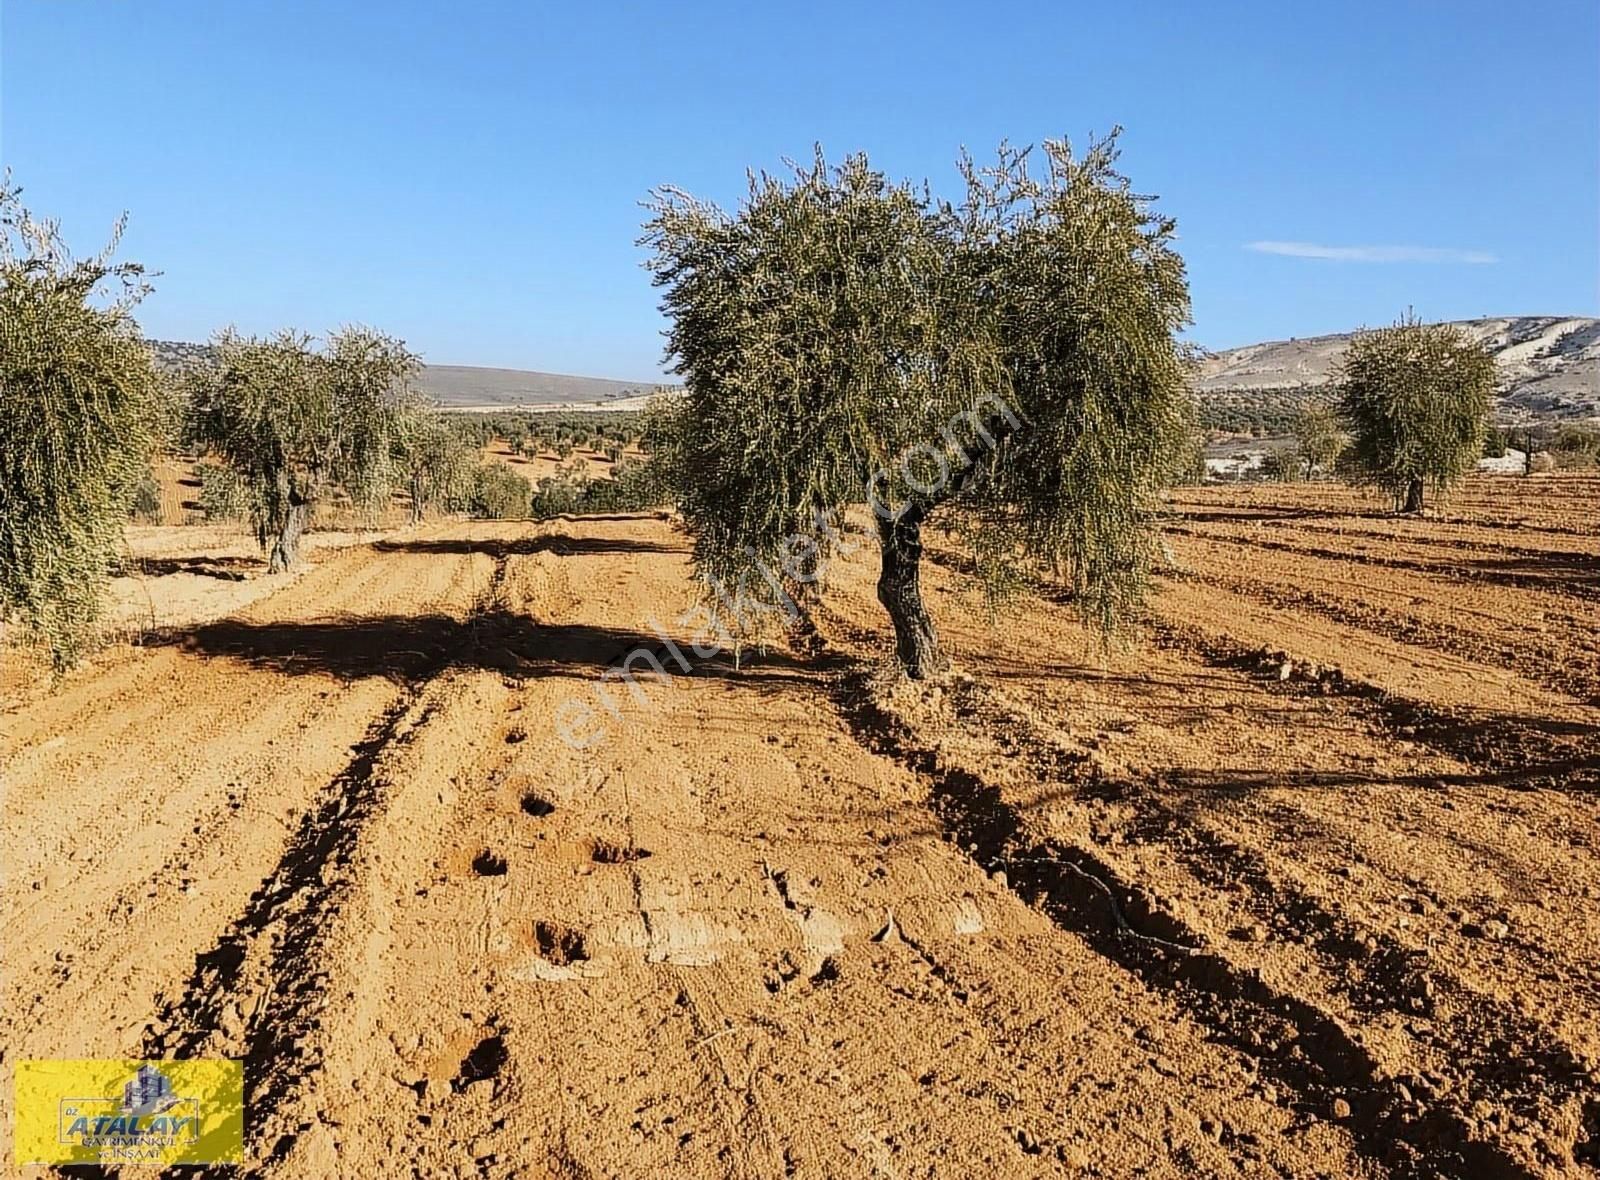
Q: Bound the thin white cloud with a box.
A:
[1246,240,1497,264]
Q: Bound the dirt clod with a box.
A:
[454,1034,508,1091]
[590,839,651,864]
[531,921,588,966]
[471,850,508,876]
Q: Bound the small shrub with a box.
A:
[130,470,163,523]
[469,462,531,519]
[197,463,251,522]
[531,474,583,518]
[1550,424,1600,469]
[528,455,673,519]
[1259,449,1302,482]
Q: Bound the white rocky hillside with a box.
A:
[1196,316,1599,422]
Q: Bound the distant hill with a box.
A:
[149,341,668,412]
[1196,316,1599,425]
[419,365,664,410]
[155,315,1599,424]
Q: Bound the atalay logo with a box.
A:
[61,1065,198,1158]
[14,1059,243,1166]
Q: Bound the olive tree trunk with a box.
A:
[1401,476,1424,513]
[267,500,310,573]
[409,472,426,524]
[876,510,946,678]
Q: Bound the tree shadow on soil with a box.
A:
[373,535,681,558]
[157,609,816,687]
[126,554,262,581]
[158,612,666,681]
[1461,551,1600,598]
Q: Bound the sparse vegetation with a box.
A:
[0,186,157,668]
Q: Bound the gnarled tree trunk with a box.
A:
[1401,476,1424,514]
[268,499,310,573]
[876,510,946,678]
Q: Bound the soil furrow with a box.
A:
[826,665,1546,1179]
[140,677,442,1160]
[1164,566,1600,705]
[1164,526,1600,604]
[1155,622,1600,792]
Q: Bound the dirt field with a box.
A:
[2,475,1596,1178]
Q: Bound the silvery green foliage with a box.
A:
[643,132,1193,648]
[187,327,416,569]
[1338,314,1494,511]
[469,462,531,519]
[1294,400,1348,479]
[0,184,157,669]
[392,401,477,522]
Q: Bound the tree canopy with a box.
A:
[1337,315,1494,511]
[0,186,157,668]
[643,133,1193,675]
[392,401,476,523]
[1293,400,1348,479]
[187,327,416,570]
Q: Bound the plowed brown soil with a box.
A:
[2,474,1595,1178]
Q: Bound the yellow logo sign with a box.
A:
[14,1059,243,1166]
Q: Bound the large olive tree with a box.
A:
[188,327,414,570]
[0,186,157,669]
[643,134,1193,676]
[1338,315,1494,512]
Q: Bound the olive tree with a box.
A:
[1337,315,1494,512]
[188,327,415,571]
[643,133,1192,677]
[393,402,475,523]
[1293,400,1347,479]
[0,186,157,669]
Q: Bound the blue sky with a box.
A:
[3,0,1595,380]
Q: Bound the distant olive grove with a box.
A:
[0,174,1566,674]
[0,186,671,668]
